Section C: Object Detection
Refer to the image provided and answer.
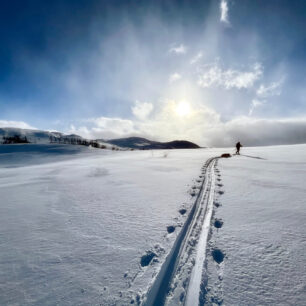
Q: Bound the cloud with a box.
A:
[190,52,203,64]
[169,73,182,83]
[69,117,137,140]
[212,116,306,147]
[249,99,265,116]
[132,101,154,120]
[68,100,221,143]
[68,125,92,138]
[68,100,306,148]
[0,120,36,129]
[3,0,306,150]
[247,78,284,116]
[220,0,229,24]
[92,117,135,134]
[169,44,187,54]
[197,62,263,90]
[121,100,222,146]
[256,79,284,98]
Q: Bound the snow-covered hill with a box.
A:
[0,128,200,150]
[0,127,61,144]
[0,127,120,150]
[104,136,200,149]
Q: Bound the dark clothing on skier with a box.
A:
[236,142,242,154]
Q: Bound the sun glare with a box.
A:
[175,101,191,117]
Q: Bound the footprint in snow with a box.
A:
[180,292,185,302]
[212,249,225,264]
[179,208,187,215]
[140,251,157,267]
[167,226,175,234]
[214,219,223,229]
[214,202,221,208]
[130,294,141,305]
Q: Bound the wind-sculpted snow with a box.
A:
[0,144,223,305]
[1,144,306,305]
[0,144,99,167]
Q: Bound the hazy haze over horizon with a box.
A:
[1,0,306,147]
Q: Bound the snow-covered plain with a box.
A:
[206,145,306,305]
[0,144,305,305]
[0,144,222,305]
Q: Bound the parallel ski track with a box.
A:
[144,157,218,306]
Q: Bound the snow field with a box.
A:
[1,144,306,305]
[0,145,224,305]
[205,145,306,305]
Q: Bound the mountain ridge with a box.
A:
[0,128,200,150]
[103,136,200,149]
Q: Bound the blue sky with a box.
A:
[1,0,306,146]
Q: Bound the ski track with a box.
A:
[144,157,219,306]
[185,159,216,306]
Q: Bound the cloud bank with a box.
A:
[0,120,36,130]
[68,99,306,147]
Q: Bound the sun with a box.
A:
[175,101,191,117]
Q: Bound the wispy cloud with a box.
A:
[169,44,187,54]
[132,101,154,120]
[256,79,284,98]
[190,52,203,65]
[197,62,263,90]
[169,73,182,83]
[249,78,284,115]
[220,0,229,24]
[0,120,36,129]
[249,99,265,116]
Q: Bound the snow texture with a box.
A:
[205,145,306,305]
[0,144,221,305]
[1,144,306,305]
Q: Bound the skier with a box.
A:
[235,141,242,155]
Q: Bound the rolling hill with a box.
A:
[0,128,200,150]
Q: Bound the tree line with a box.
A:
[49,135,120,150]
[2,135,30,144]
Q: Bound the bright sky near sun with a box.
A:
[1,0,306,146]
[175,102,191,117]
